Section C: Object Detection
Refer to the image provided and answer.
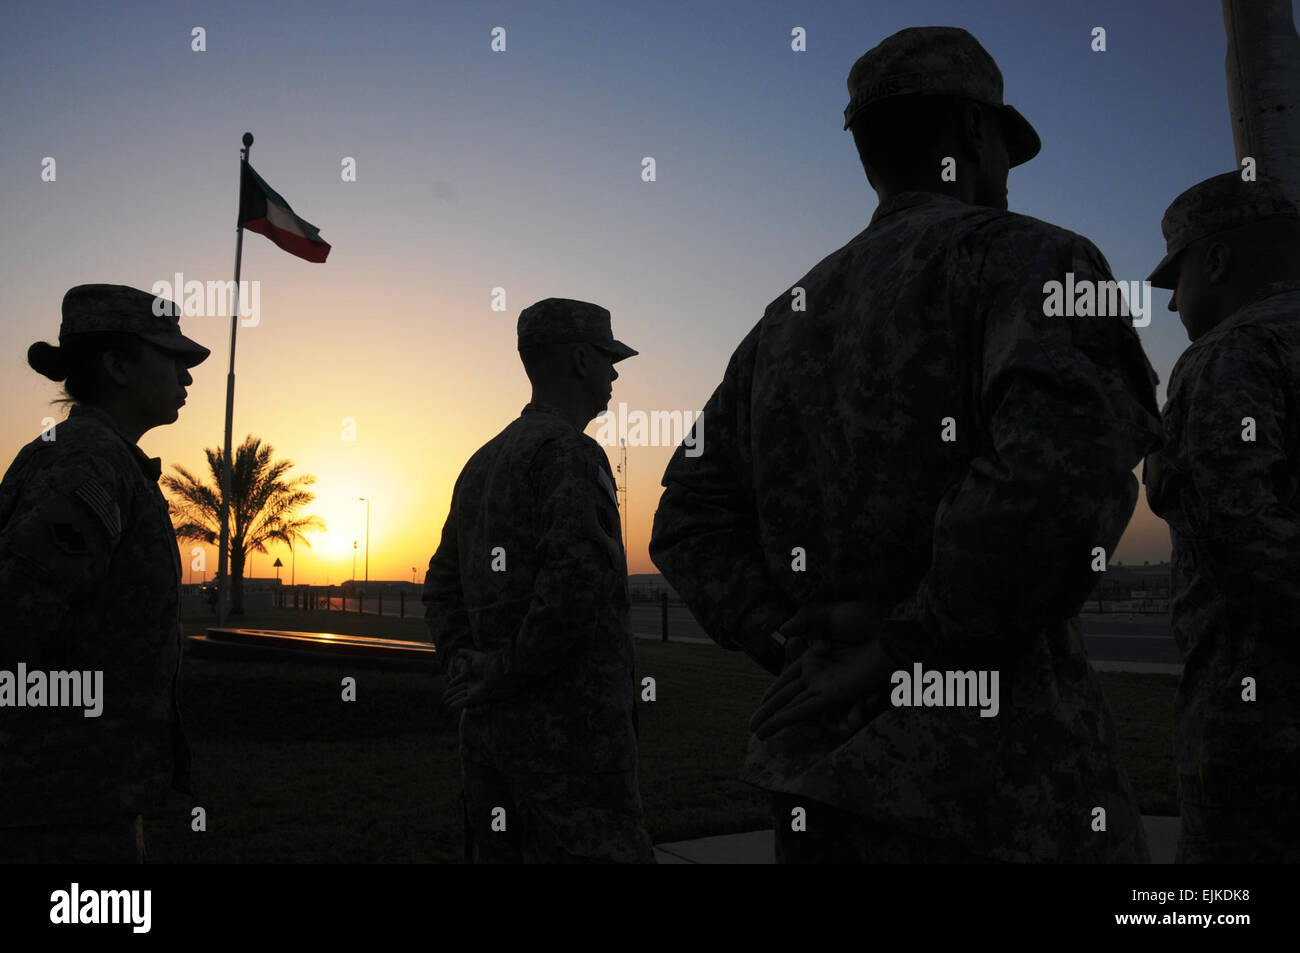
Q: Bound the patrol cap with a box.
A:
[1148,173,1300,289]
[516,297,637,361]
[60,284,210,367]
[843,26,1041,168]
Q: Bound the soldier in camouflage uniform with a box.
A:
[0,284,207,862]
[423,298,655,864]
[650,27,1163,862]
[1144,173,1300,863]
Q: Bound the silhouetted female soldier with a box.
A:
[0,284,208,862]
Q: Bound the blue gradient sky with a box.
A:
[2,0,1285,582]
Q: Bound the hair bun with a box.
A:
[27,341,69,381]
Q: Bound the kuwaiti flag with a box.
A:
[238,162,331,263]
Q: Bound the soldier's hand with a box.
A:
[443,649,526,709]
[781,634,808,671]
[781,599,885,646]
[443,670,490,709]
[445,653,472,682]
[821,696,887,741]
[751,638,893,739]
[443,650,489,709]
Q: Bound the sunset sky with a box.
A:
[1,0,1282,584]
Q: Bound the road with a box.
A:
[630,605,1179,665]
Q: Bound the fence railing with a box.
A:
[199,586,1164,642]
[1082,591,1171,614]
[269,587,419,619]
[276,589,687,638]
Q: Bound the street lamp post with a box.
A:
[359,497,370,584]
[352,541,357,586]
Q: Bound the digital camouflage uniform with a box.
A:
[423,300,653,864]
[651,194,1163,860]
[0,405,192,860]
[652,27,1162,864]
[0,284,204,864]
[1144,174,1300,863]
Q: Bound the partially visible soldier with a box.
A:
[423,298,654,864]
[1144,172,1300,863]
[0,284,208,863]
[650,27,1163,862]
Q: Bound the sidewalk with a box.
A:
[654,816,1180,863]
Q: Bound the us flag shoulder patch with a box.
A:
[73,478,122,538]
[596,467,619,507]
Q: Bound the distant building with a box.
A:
[338,580,424,596]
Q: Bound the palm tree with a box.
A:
[164,435,325,614]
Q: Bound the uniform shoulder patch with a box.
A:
[595,466,619,507]
[73,478,123,538]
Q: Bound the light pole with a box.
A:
[359,497,370,584]
[1223,0,1300,208]
[617,439,628,557]
[352,540,357,586]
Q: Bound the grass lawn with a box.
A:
[147,609,1177,861]
[1097,672,1179,816]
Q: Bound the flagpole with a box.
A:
[216,131,252,627]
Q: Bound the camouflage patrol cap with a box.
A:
[517,298,637,361]
[843,26,1041,167]
[60,284,210,366]
[1148,173,1300,289]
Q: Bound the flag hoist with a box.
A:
[216,132,331,625]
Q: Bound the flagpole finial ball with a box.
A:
[242,132,254,147]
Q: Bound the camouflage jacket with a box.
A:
[423,403,638,774]
[1146,280,1300,809]
[0,403,191,826]
[651,191,1163,862]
